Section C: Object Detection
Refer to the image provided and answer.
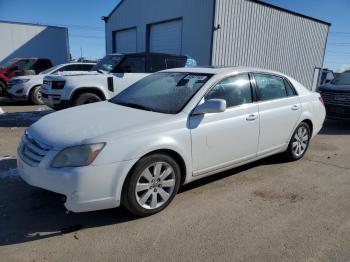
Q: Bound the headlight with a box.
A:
[51,143,105,168]
[12,79,30,84]
[51,81,65,89]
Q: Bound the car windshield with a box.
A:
[331,73,350,85]
[0,58,18,69]
[40,65,60,75]
[110,72,212,114]
[91,55,123,73]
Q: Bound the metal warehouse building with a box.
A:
[104,0,330,90]
[0,21,70,66]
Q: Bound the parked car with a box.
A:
[0,58,52,96]
[319,69,335,86]
[41,52,191,110]
[318,72,350,120]
[7,63,95,105]
[17,67,325,216]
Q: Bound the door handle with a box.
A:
[291,105,300,111]
[246,114,258,121]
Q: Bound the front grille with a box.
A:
[7,81,13,90]
[19,132,51,167]
[320,91,350,106]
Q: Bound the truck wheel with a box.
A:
[0,81,6,96]
[30,86,44,105]
[73,93,102,106]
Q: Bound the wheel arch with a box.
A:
[301,118,313,136]
[118,147,189,206]
[70,87,107,103]
[28,84,42,96]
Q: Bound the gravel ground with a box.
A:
[0,98,349,262]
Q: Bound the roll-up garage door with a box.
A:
[149,19,182,55]
[115,28,137,53]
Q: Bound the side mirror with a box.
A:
[192,99,226,115]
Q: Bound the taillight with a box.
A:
[319,96,324,105]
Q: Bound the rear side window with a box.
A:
[205,74,252,108]
[115,56,146,73]
[57,64,81,72]
[254,74,288,101]
[165,58,186,69]
[148,55,166,73]
[284,79,297,96]
[32,59,52,72]
[80,64,94,71]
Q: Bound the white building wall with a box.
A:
[0,21,69,66]
[212,0,329,89]
[105,0,215,66]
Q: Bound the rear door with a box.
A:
[253,73,301,156]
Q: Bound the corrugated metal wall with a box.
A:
[105,0,214,65]
[212,0,329,89]
[0,22,69,66]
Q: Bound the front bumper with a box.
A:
[7,92,27,100]
[17,150,135,213]
[41,92,70,109]
[7,83,29,100]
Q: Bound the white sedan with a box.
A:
[17,67,326,216]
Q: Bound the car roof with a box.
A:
[162,66,290,77]
[58,62,96,66]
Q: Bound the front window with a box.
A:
[0,58,18,68]
[204,74,252,108]
[40,65,60,75]
[331,73,350,85]
[91,54,124,73]
[16,59,36,70]
[110,72,212,114]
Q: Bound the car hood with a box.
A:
[56,71,99,76]
[27,101,172,150]
[44,71,104,81]
[319,83,350,92]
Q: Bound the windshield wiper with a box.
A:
[116,102,153,111]
[97,69,108,74]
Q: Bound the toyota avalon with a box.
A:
[17,67,326,216]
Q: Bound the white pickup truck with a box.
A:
[41,53,192,110]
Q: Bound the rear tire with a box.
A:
[73,93,102,106]
[284,122,311,161]
[30,85,44,105]
[122,154,181,217]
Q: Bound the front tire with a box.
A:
[73,93,102,106]
[122,154,181,217]
[285,122,311,161]
[30,85,44,105]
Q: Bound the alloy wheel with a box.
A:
[135,162,176,210]
[292,126,309,157]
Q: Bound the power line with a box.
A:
[69,34,104,39]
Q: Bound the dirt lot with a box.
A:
[0,97,349,262]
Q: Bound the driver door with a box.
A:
[189,74,259,176]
